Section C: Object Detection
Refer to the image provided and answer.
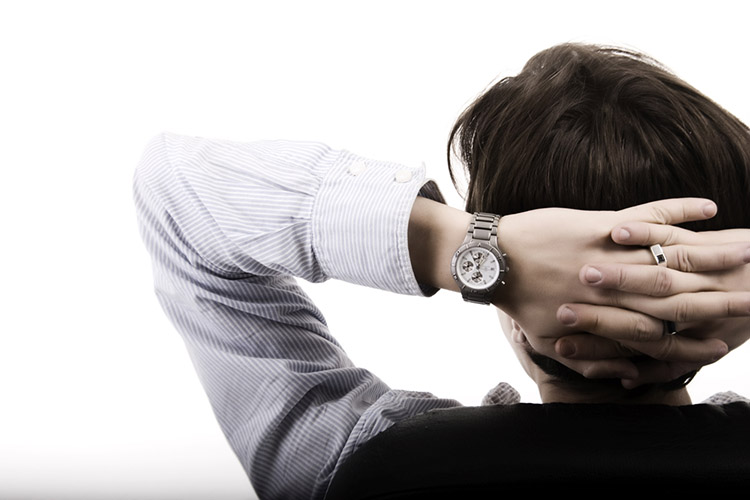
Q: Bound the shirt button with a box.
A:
[348,160,367,176]
[394,169,413,183]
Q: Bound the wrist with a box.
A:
[408,196,472,292]
[490,213,526,312]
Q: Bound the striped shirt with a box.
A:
[133,132,747,499]
[132,133,470,499]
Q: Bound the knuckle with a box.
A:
[680,203,691,225]
[651,268,673,296]
[673,299,693,323]
[649,205,671,225]
[638,224,655,245]
[672,245,695,272]
[630,316,657,342]
[662,228,680,247]
[632,222,660,246]
[587,310,602,333]
[615,267,629,289]
[717,248,731,269]
[719,245,745,269]
[606,291,623,309]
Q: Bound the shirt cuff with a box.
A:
[312,151,445,297]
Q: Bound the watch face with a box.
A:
[455,246,502,290]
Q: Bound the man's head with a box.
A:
[448,43,750,403]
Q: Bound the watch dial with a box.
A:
[456,247,501,290]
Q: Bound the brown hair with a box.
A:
[448,43,750,393]
[448,43,750,231]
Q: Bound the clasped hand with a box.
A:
[494,198,750,386]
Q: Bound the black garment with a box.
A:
[325,402,750,498]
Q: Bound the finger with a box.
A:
[611,226,750,271]
[611,221,704,246]
[510,321,639,380]
[618,334,728,364]
[556,332,728,366]
[608,291,750,323]
[557,303,665,342]
[579,263,719,296]
[558,356,639,380]
[620,360,702,389]
[558,303,729,363]
[613,222,750,247]
[664,243,750,272]
[615,198,717,226]
[555,333,637,360]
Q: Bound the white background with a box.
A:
[1,1,748,498]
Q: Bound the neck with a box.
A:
[538,379,692,405]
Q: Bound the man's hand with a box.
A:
[555,220,750,387]
[491,198,750,380]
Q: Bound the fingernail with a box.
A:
[702,202,717,218]
[617,228,631,241]
[584,266,603,284]
[558,306,577,326]
[713,344,729,361]
[557,338,576,357]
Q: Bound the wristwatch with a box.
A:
[450,212,508,304]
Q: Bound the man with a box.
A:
[446,43,750,403]
[133,46,750,498]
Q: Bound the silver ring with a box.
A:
[650,244,667,267]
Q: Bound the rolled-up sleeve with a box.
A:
[133,133,460,500]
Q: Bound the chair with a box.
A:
[325,402,750,498]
